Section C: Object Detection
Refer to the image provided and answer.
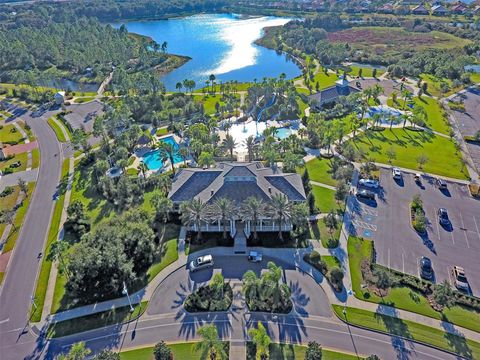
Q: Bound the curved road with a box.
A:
[0,107,63,360]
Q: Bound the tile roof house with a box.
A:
[411,4,429,14]
[168,162,306,237]
[431,4,449,15]
[309,76,360,109]
[451,2,468,13]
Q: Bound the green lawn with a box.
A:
[120,342,230,360]
[312,70,338,91]
[470,72,480,84]
[193,93,240,115]
[31,158,70,322]
[388,96,450,135]
[334,305,480,359]
[31,148,40,169]
[156,127,169,136]
[2,182,35,253]
[347,65,384,78]
[0,152,28,173]
[0,124,24,143]
[420,74,463,98]
[146,237,179,282]
[298,157,337,187]
[248,342,363,360]
[74,96,95,104]
[350,128,468,179]
[0,186,20,238]
[47,302,148,338]
[47,117,68,142]
[309,220,341,248]
[348,236,480,333]
[311,185,342,213]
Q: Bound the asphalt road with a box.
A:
[0,107,63,355]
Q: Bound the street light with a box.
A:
[122,282,134,313]
[343,289,354,317]
[31,296,37,310]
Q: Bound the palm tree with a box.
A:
[178,146,189,166]
[213,197,235,240]
[222,134,237,160]
[401,89,411,110]
[242,270,260,307]
[159,141,177,174]
[248,322,271,360]
[176,82,183,93]
[180,199,210,242]
[138,162,148,181]
[209,74,216,93]
[268,194,291,242]
[262,261,291,308]
[193,324,227,360]
[245,135,256,162]
[241,197,265,242]
[150,194,173,224]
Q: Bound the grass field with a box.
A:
[347,65,385,78]
[31,148,40,169]
[311,70,338,91]
[311,185,342,213]
[47,302,148,338]
[349,128,468,179]
[47,117,69,142]
[31,158,70,322]
[420,74,463,98]
[120,342,230,360]
[298,157,337,187]
[334,305,480,359]
[0,151,28,173]
[348,236,480,333]
[309,219,341,248]
[74,96,95,104]
[193,93,240,115]
[0,185,20,239]
[0,123,24,143]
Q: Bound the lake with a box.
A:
[114,14,301,91]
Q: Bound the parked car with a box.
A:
[438,208,450,226]
[189,255,214,272]
[419,256,434,280]
[452,266,469,292]
[436,179,448,190]
[392,167,402,179]
[356,189,375,200]
[358,178,379,189]
[414,173,421,185]
[248,251,262,262]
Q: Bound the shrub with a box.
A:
[0,186,14,197]
[329,268,344,292]
[154,341,173,360]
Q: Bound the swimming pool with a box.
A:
[142,136,183,171]
[275,127,292,140]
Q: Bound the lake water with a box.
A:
[114,14,301,91]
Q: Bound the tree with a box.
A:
[366,355,381,360]
[175,82,183,93]
[209,74,216,92]
[17,177,28,198]
[47,240,70,279]
[193,324,227,360]
[416,154,429,170]
[372,68,377,79]
[263,262,291,309]
[268,194,292,242]
[291,202,309,235]
[180,199,210,241]
[335,180,349,205]
[433,280,454,308]
[198,151,215,168]
[222,134,237,160]
[241,197,265,242]
[358,68,363,78]
[385,147,396,165]
[329,268,344,290]
[213,197,235,240]
[154,341,173,360]
[56,342,91,360]
[323,210,338,234]
[159,141,178,174]
[283,151,303,173]
[0,209,17,231]
[150,194,173,224]
[248,322,271,360]
[373,267,393,291]
[93,350,120,360]
[245,135,257,162]
[305,341,322,360]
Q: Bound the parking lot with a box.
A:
[349,168,480,296]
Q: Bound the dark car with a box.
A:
[436,179,448,190]
[438,208,450,226]
[356,189,375,200]
[419,256,434,280]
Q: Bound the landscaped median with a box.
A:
[47,116,71,142]
[31,158,70,322]
[333,305,480,359]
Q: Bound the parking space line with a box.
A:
[388,249,391,269]
[351,219,377,231]
[459,212,470,248]
[434,208,441,241]
[451,231,455,245]
[473,216,480,243]
[402,252,405,273]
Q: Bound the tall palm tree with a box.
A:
[241,197,265,242]
[242,270,260,307]
[176,82,183,93]
[193,324,227,360]
[245,135,256,162]
[159,141,177,174]
[248,322,271,360]
[262,261,291,309]
[180,199,210,241]
[222,134,237,160]
[138,162,148,182]
[268,194,292,242]
[209,74,216,92]
[213,197,235,240]
[178,146,189,166]
[150,194,173,224]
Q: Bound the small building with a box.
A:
[411,4,429,14]
[378,3,395,13]
[431,4,449,15]
[54,91,66,105]
[168,162,306,238]
[450,2,468,14]
[309,76,360,110]
[474,5,480,15]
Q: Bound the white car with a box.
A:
[358,178,379,189]
[189,255,214,272]
[392,168,402,179]
[453,266,469,292]
[248,251,263,262]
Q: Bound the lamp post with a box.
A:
[343,289,354,317]
[31,296,37,310]
[122,282,134,312]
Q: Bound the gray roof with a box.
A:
[168,162,306,205]
[309,83,359,106]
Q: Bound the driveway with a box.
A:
[147,255,332,319]
[365,169,480,295]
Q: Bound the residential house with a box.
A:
[309,76,360,109]
[411,4,429,14]
[54,91,65,105]
[450,2,468,14]
[431,4,449,15]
